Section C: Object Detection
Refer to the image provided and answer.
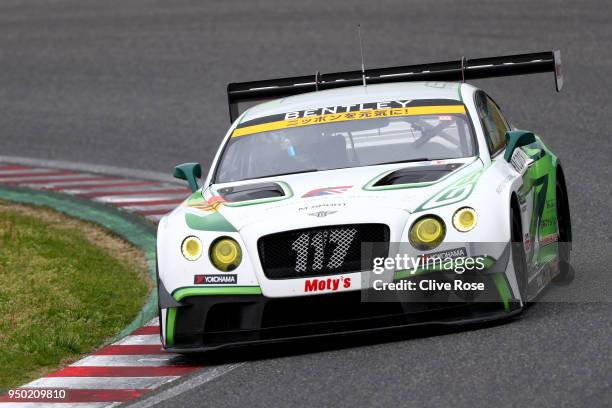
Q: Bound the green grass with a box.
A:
[0,203,150,390]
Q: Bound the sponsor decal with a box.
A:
[194,274,238,284]
[186,195,226,213]
[420,247,467,261]
[267,195,382,212]
[232,99,466,137]
[524,233,532,251]
[298,202,346,212]
[302,186,352,198]
[299,202,346,209]
[432,159,449,165]
[519,194,528,213]
[540,233,558,246]
[496,174,514,194]
[510,148,532,174]
[308,210,338,218]
[540,218,556,229]
[284,101,414,119]
[304,276,351,292]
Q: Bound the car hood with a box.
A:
[177,158,482,231]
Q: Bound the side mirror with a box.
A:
[173,162,202,192]
[504,131,535,162]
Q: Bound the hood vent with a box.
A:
[373,163,462,187]
[216,182,286,203]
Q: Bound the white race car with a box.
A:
[156,51,571,351]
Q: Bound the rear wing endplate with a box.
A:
[227,50,562,122]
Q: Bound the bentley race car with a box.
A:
[156,51,571,351]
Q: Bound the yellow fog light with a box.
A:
[209,237,242,271]
[453,207,477,232]
[181,236,202,261]
[409,215,446,250]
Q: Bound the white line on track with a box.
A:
[23,377,178,390]
[70,355,190,367]
[113,334,163,346]
[123,363,246,408]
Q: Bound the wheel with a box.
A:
[511,204,529,302]
[553,171,573,284]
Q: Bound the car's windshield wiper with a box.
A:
[376,158,432,166]
[261,169,319,178]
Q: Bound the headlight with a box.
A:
[181,236,202,261]
[409,215,445,250]
[453,207,477,232]
[209,237,242,271]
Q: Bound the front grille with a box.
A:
[258,224,390,279]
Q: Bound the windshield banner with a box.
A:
[232,99,466,137]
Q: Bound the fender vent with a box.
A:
[217,182,285,203]
[373,163,461,187]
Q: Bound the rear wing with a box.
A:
[227,50,562,122]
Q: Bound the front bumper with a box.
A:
[162,271,520,352]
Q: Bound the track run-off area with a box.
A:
[0,161,213,407]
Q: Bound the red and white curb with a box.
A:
[0,319,207,407]
[0,162,202,407]
[0,318,207,408]
[0,163,191,222]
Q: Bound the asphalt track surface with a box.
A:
[1,1,611,407]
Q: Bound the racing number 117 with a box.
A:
[290,229,357,272]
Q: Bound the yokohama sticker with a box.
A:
[420,247,467,261]
[194,274,238,284]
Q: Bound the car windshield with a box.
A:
[214,104,476,183]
